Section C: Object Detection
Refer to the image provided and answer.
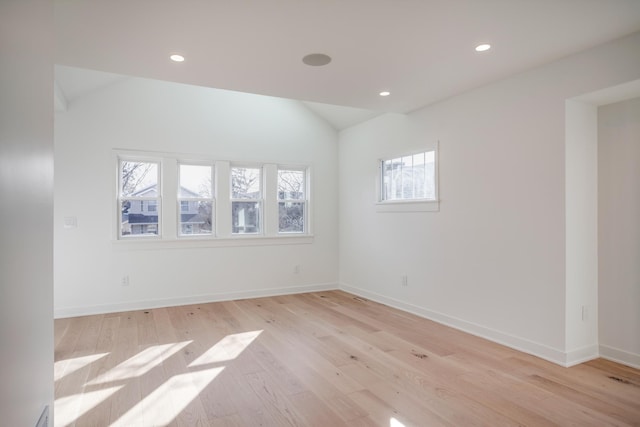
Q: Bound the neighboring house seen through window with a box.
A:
[119,159,161,237]
[381,150,436,201]
[178,163,214,236]
[231,166,262,234]
[116,152,311,241]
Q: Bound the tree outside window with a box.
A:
[119,160,160,237]
[231,167,262,234]
[278,169,305,233]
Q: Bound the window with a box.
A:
[381,150,436,201]
[231,166,262,234]
[118,159,160,237]
[115,150,312,242]
[278,168,306,233]
[178,164,213,236]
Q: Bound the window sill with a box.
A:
[376,200,440,213]
[113,234,314,251]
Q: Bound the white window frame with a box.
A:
[376,144,439,213]
[230,164,264,235]
[277,166,308,234]
[117,156,162,239]
[113,149,313,247]
[177,162,215,238]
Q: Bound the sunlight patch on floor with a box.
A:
[54,386,122,427]
[189,330,262,367]
[54,353,109,381]
[110,367,225,426]
[87,341,191,385]
[390,417,407,427]
[55,331,262,425]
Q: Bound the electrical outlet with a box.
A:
[401,275,408,286]
[121,275,130,286]
[63,216,77,229]
[581,305,588,321]
[294,265,300,274]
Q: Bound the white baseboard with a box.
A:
[54,282,338,319]
[56,281,640,371]
[565,344,599,367]
[339,282,570,366]
[600,344,640,369]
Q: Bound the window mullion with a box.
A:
[411,155,416,199]
[216,161,231,238]
[263,164,278,236]
[163,158,177,239]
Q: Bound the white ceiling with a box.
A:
[55,0,640,115]
[53,64,382,130]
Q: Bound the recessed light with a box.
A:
[302,53,332,66]
[379,91,391,97]
[475,44,491,52]
[170,54,185,62]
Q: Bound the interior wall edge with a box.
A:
[599,345,640,370]
[339,282,573,367]
[564,344,600,367]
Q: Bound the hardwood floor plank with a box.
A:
[54,291,640,427]
[207,414,245,427]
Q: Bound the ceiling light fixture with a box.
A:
[302,53,332,66]
[379,91,391,97]
[170,54,185,62]
[475,44,491,52]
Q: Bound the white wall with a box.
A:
[598,97,640,368]
[0,0,54,425]
[54,74,339,317]
[339,32,640,364]
[565,100,599,364]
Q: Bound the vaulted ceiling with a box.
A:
[55,0,640,116]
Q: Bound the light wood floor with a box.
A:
[54,290,640,426]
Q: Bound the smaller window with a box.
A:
[178,164,214,236]
[381,150,436,202]
[278,168,306,233]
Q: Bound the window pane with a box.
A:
[231,167,261,199]
[278,170,305,200]
[232,201,260,234]
[179,164,212,198]
[392,157,402,199]
[120,161,157,196]
[180,200,213,235]
[381,150,436,201]
[279,202,304,233]
[121,199,159,236]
